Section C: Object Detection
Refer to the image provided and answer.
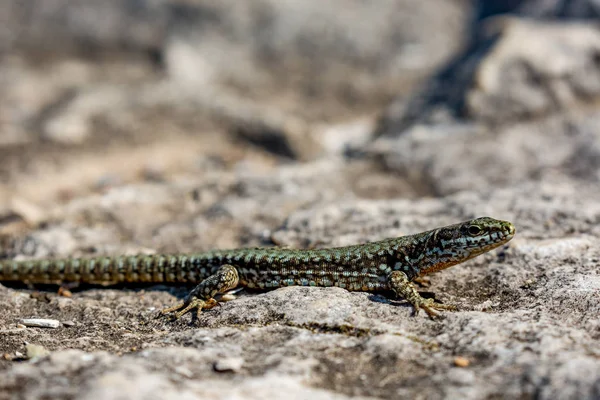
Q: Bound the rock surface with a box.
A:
[0,2,599,400]
[376,18,600,134]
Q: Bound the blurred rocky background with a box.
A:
[0,1,599,399]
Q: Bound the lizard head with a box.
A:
[453,216,515,255]
[416,217,515,275]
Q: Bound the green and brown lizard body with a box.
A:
[0,217,515,319]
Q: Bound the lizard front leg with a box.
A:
[387,270,456,318]
[161,264,239,320]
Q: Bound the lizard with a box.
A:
[0,217,515,320]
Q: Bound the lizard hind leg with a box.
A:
[161,264,239,320]
[387,270,457,319]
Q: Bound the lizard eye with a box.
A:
[467,225,482,236]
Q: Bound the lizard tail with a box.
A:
[0,255,198,284]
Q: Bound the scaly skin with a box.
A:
[0,217,515,319]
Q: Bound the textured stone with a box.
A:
[1,4,600,400]
[376,18,600,135]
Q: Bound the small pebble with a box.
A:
[213,357,244,373]
[26,343,50,359]
[20,318,61,329]
[454,356,470,367]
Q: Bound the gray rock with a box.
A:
[0,0,472,160]
[163,0,471,159]
[371,20,600,194]
[372,112,600,195]
[2,180,599,399]
[165,0,469,106]
[376,18,600,135]
[1,3,599,400]
[466,19,600,123]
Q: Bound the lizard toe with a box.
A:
[417,298,440,319]
[161,297,210,320]
[414,298,457,319]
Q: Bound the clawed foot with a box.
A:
[388,271,458,319]
[412,297,457,319]
[161,297,218,320]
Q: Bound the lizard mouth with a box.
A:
[502,223,516,242]
[488,224,515,252]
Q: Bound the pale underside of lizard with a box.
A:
[0,217,515,319]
